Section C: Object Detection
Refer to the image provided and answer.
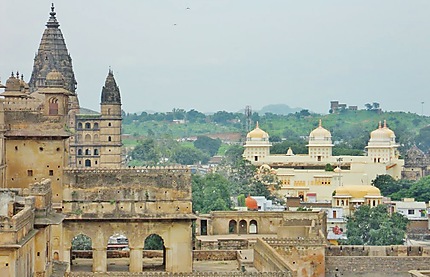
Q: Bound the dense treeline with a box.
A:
[123,108,430,155]
[373,174,430,202]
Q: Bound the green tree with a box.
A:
[372,174,412,199]
[71,234,92,250]
[193,136,222,156]
[172,146,209,165]
[403,176,430,202]
[130,138,160,165]
[342,205,408,245]
[144,234,163,250]
[192,173,232,213]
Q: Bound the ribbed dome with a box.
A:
[46,69,65,87]
[5,72,21,91]
[370,121,391,140]
[382,120,395,138]
[334,185,381,198]
[247,122,269,139]
[245,195,258,210]
[309,119,331,139]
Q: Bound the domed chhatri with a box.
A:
[247,122,269,140]
[243,122,272,163]
[307,120,334,160]
[45,69,65,88]
[309,119,331,140]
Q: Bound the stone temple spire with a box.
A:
[101,69,121,105]
[29,3,78,98]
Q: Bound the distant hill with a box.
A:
[258,104,302,115]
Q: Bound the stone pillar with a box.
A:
[129,248,143,272]
[92,248,107,272]
[63,248,71,272]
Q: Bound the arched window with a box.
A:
[94,134,99,141]
[49,97,58,115]
[85,149,91,155]
[143,234,165,271]
[77,149,82,156]
[228,220,237,234]
[249,220,258,234]
[239,220,247,234]
[85,159,91,167]
[93,122,99,129]
[85,134,91,142]
[94,149,99,155]
[77,122,83,129]
[108,136,112,142]
[85,122,91,129]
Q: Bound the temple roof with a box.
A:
[101,69,121,105]
[29,4,78,96]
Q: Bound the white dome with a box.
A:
[309,119,331,139]
[247,122,269,139]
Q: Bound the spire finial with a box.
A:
[378,121,382,129]
[11,71,14,78]
[108,66,113,75]
[319,119,322,127]
[46,3,60,28]
[256,121,259,129]
[383,120,387,128]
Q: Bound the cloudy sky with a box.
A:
[1,1,430,115]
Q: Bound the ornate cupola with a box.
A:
[243,122,272,164]
[29,4,78,98]
[366,120,399,163]
[2,72,28,98]
[307,119,333,161]
[100,69,122,117]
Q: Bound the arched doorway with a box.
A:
[107,234,129,272]
[71,234,92,272]
[85,159,91,167]
[239,220,247,234]
[143,234,165,271]
[249,220,258,234]
[228,220,237,234]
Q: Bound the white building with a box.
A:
[243,120,404,202]
[393,198,427,220]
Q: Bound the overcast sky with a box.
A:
[1,1,430,115]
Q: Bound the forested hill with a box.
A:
[122,109,430,154]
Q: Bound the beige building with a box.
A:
[0,4,193,275]
[243,120,404,202]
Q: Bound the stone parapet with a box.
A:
[65,272,290,277]
[263,237,326,246]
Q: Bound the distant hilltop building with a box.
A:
[330,100,357,113]
[243,120,404,202]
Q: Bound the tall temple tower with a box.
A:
[69,70,123,168]
[29,4,79,109]
[99,70,123,167]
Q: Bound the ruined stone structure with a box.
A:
[0,180,65,277]
[0,5,192,276]
[402,145,430,181]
